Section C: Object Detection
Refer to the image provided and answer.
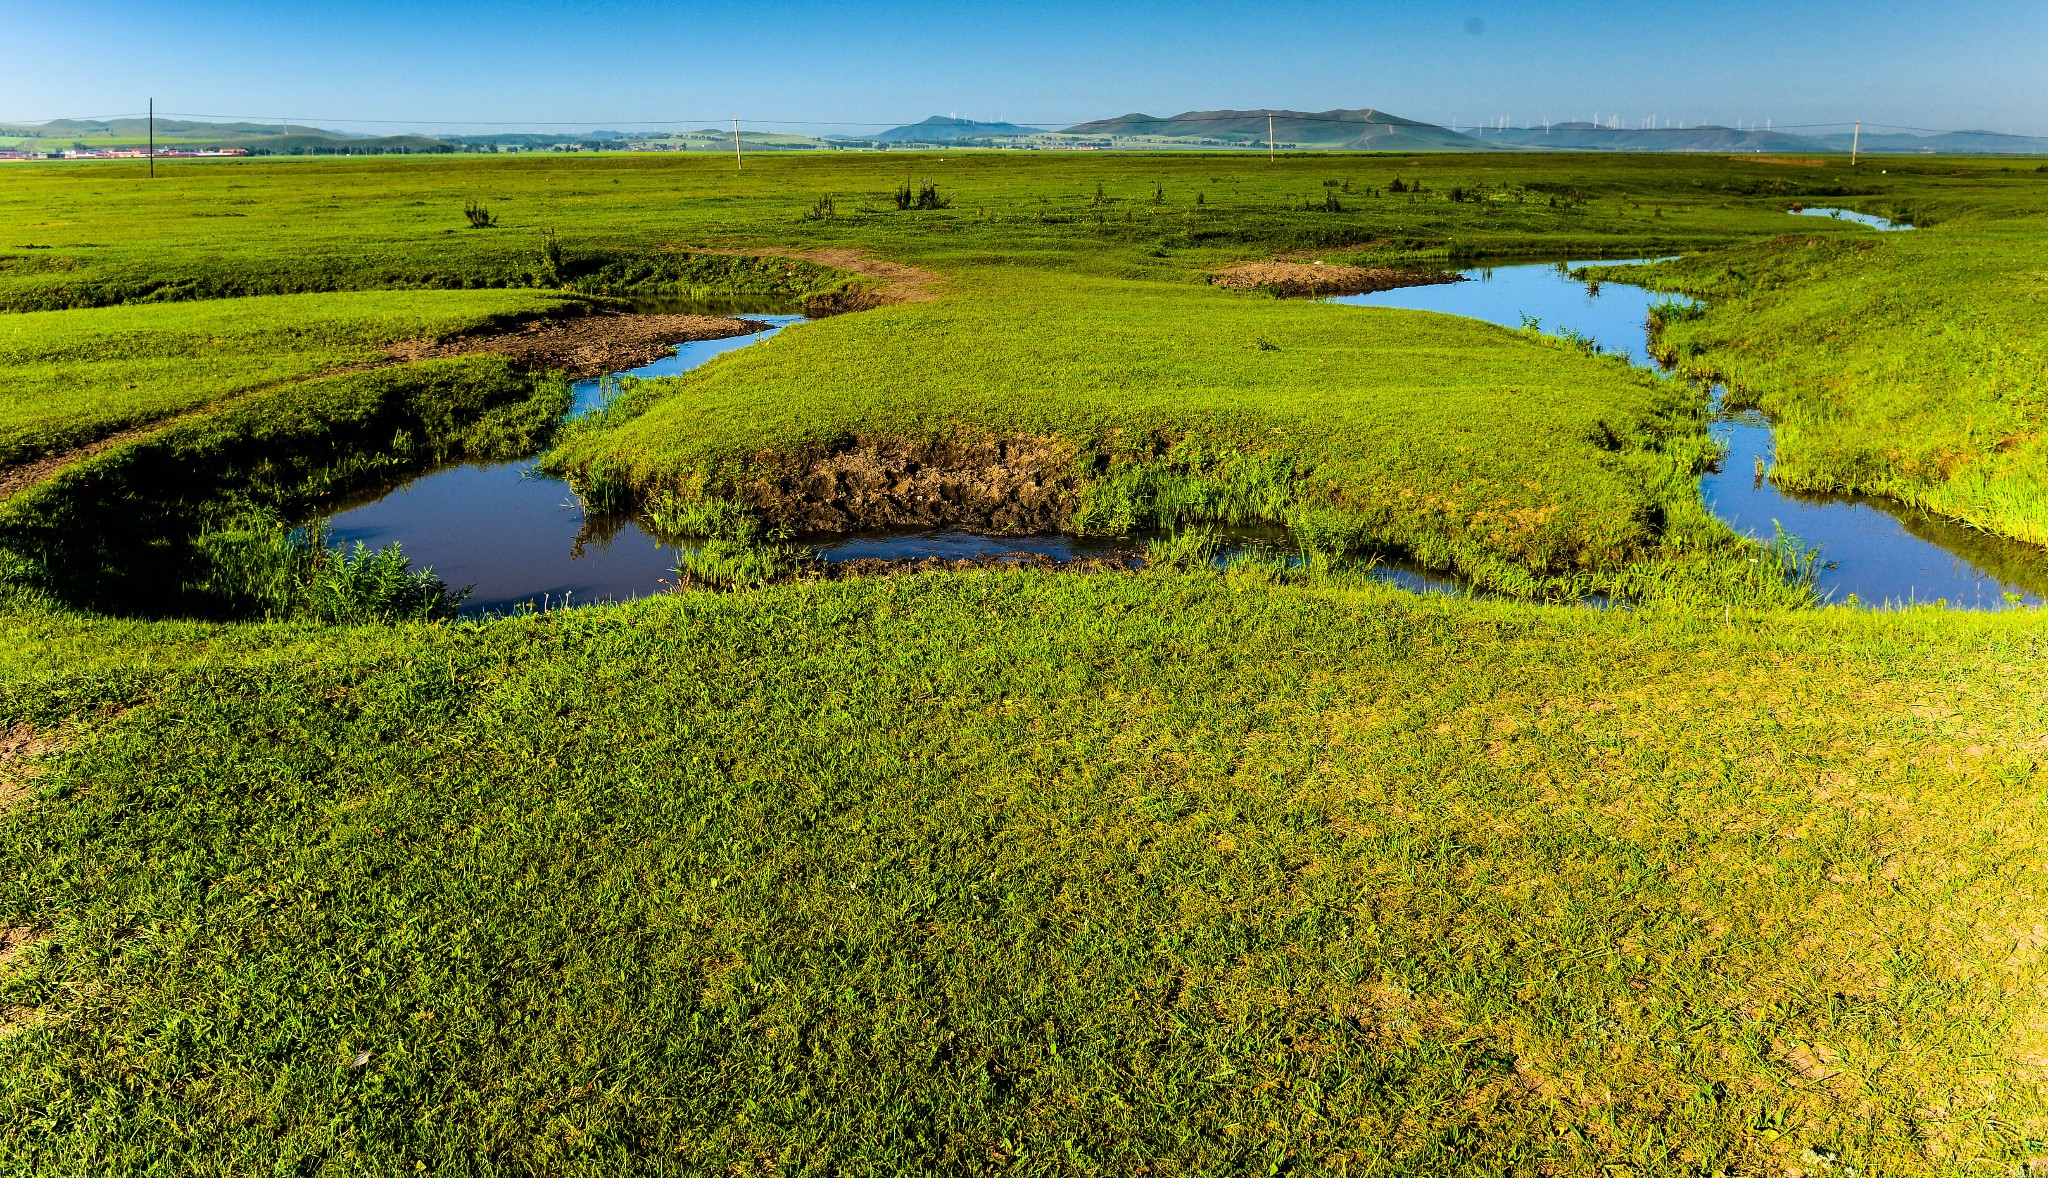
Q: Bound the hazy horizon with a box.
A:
[10,0,2048,139]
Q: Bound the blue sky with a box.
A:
[8,1,2046,136]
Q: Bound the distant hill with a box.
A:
[1459,122,2048,156]
[1059,108,1487,151]
[0,117,459,154]
[1467,123,1831,154]
[1808,129,2048,155]
[870,116,1046,143]
[16,117,355,140]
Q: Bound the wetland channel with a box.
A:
[324,255,2039,615]
[329,315,1466,616]
[1333,259,2041,609]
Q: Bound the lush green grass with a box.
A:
[0,150,1924,311]
[2,152,2047,1172]
[4,574,2047,1174]
[0,289,579,465]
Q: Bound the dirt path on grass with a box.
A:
[1210,262,1461,297]
[0,312,763,504]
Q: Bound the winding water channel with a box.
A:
[325,254,2041,615]
[1333,260,2043,609]
[327,318,803,615]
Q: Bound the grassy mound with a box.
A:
[0,289,582,467]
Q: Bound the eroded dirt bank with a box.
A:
[818,551,1138,579]
[1210,262,1462,297]
[726,436,1085,533]
[386,312,767,380]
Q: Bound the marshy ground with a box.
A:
[0,150,2045,1174]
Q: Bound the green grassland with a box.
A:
[1,151,2046,1173]
[0,150,1901,309]
[0,289,579,465]
[5,577,2047,1174]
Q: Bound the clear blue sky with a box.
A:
[8,0,2046,136]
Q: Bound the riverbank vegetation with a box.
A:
[1,150,2046,1172]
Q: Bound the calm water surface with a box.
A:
[327,319,801,615]
[1792,207,1913,231]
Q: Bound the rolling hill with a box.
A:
[1466,122,2048,155]
[1467,123,1831,154]
[1059,107,1488,151]
[0,117,457,155]
[869,116,1047,143]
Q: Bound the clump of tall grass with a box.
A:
[463,200,497,229]
[893,181,949,211]
[803,195,837,221]
[641,492,809,589]
[1647,298,1705,327]
[196,511,466,623]
[1141,526,1222,571]
[1069,440,1298,536]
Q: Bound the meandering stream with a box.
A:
[323,253,2041,615]
[1332,260,2042,608]
[326,317,803,615]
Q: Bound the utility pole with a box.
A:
[733,117,743,170]
[1850,120,1861,165]
[1268,113,1275,162]
[148,97,154,178]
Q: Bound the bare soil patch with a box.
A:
[0,724,54,811]
[731,435,1083,533]
[0,434,136,503]
[387,312,766,380]
[1210,262,1461,298]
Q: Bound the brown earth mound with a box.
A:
[820,551,1137,579]
[1210,262,1461,298]
[386,312,765,380]
[730,435,1084,533]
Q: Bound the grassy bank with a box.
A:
[0,354,564,617]
[3,574,2046,1174]
[0,289,582,467]
[1594,194,2048,547]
